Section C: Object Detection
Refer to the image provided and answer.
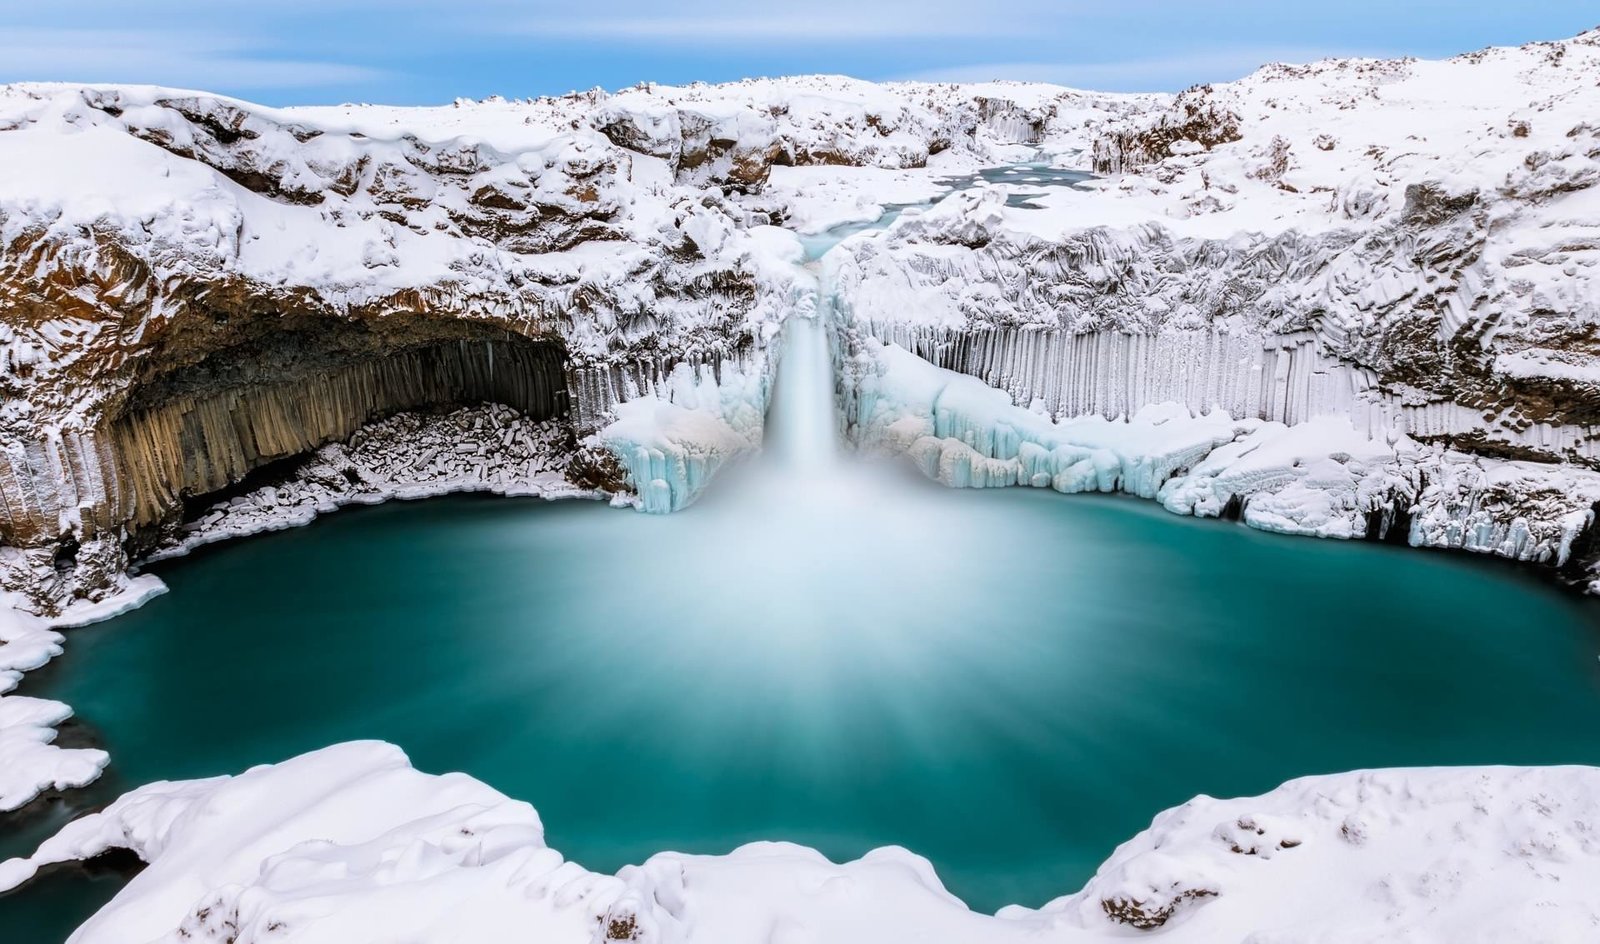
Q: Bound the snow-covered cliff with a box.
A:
[821,29,1600,587]
[0,77,1128,612]
[4,741,1598,943]
[7,36,1599,608]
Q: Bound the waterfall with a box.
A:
[762,315,839,470]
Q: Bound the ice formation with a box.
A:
[4,742,1599,943]
[598,360,769,512]
[849,337,1600,557]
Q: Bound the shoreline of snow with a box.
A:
[0,575,166,813]
[0,404,621,818]
[2,741,1597,942]
[849,339,1600,586]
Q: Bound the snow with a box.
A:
[0,576,163,811]
[599,362,767,512]
[3,742,1598,943]
[853,337,1600,559]
[765,165,955,235]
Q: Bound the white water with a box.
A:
[763,315,840,471]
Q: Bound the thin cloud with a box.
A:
[0,28,387,91]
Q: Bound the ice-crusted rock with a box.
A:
[827,28,1600,589]
[3,742,1598,942]
[599,362,766,513]
[0,75,1134,613]
[851,337,1600,570]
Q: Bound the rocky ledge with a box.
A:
[0,76,1135,614]
[4,33,1600,609]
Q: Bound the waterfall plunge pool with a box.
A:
[6,424,1600,938]
[6,179,1600,939]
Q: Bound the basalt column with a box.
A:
[112,335,569,529]
[0,313,572,611]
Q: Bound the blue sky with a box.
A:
[2,2,1596,105]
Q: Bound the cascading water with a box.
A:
[754,160,1094,477]
[761,315,840,471]
[12,170,1600,936]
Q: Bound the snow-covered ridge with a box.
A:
[819,28,1600,587]
[4,741,1597,943]
[0,74,1132,613]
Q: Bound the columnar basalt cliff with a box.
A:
[821,30,1600,589]
[3,35,1600,604]
[0,78,1120,612]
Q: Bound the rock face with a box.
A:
[822,29,1600,589]
[5,32,1600,607]
[0,78,1114,612]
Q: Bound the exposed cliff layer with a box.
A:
[821,29,1600,588]
[0,78,1110,611]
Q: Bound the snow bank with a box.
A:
[852,339,1600,563]
[0,576,163,811]
[4,743,1598,942]
[1045,764,1600,941]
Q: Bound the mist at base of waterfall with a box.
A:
[8,307,1600,940]
[7,475,1600,942]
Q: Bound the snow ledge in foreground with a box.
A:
[2,741,1597,943]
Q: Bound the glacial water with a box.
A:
[7,318,1600,942]
[796,161,1092,260]
[5,174,1600,940]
